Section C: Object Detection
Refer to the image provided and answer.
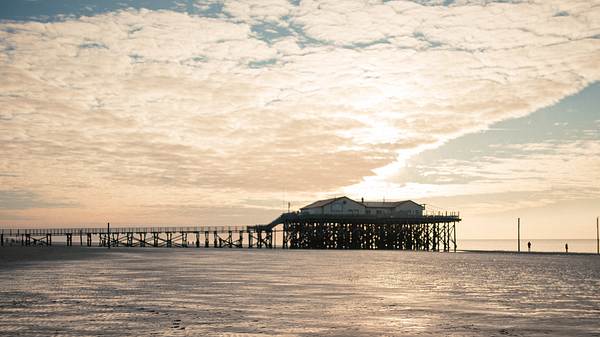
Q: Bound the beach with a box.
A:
[0,247,599,336]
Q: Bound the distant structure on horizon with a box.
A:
[299,196,424,217]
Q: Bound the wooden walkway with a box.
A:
[0,225,271,248]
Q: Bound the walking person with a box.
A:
[565,243,569,253]
[527,241,531,252]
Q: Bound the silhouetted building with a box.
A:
[299,196,424,217]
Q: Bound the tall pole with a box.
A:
[596,217,600,255]
[517,218,521,253]
[107,222,110,250]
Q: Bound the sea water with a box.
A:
[0,247,599,336]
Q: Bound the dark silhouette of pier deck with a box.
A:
[0,212,460,251]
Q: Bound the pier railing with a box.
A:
[0,226,250,235]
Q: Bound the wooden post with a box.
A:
[107,222,110,249]
[258,230,262,248]
[517,218,520,253]
[453,222,457,252]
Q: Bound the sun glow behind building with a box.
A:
[0,0,599,241]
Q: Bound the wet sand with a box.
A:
[1,246,599,336]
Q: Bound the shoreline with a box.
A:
[1,245,598,256]
[459,249,599,256]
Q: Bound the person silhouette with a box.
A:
[565,243,568,253]
[527,241,531,252]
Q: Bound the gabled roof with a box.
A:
[300,197,423,210]
[300,196,350,210]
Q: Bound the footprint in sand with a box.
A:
[171,319,185,330]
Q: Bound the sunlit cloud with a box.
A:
[0,0,599,224]
[353,139,600,214]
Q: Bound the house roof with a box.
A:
[300,197,423,210]
[300,197,348,209]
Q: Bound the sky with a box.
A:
[0,0,599,239]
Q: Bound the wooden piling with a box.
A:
[166,232,172,247]
[275,214,460,251]
[181,232,187,247]
[453,222,457,252]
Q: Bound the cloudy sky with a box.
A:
[1,0,599,239]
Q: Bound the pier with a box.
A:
[0,212,460,251]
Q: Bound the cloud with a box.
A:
[350,139,600,214]
[0,190,78,210]
[0,0,599,223]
